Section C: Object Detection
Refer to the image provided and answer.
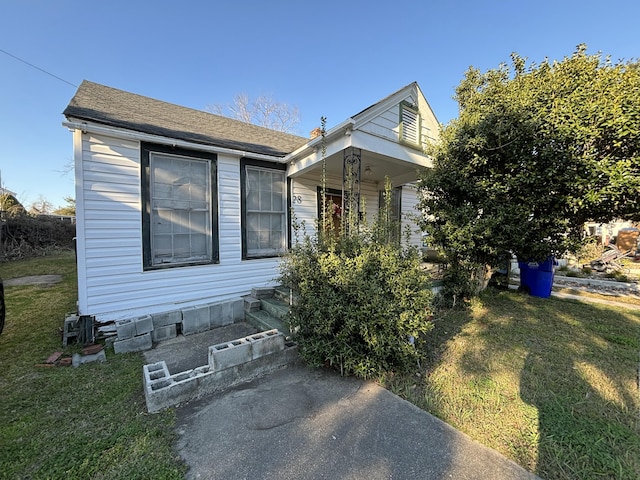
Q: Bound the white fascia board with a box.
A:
[62,119,288,163]
[287,132,354,177]
[350,130,432,168]
[284,118,356,162]
[350,85,417,127]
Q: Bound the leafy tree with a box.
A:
[207,93,300,133]
[418,45,640,297]
[53,196,76,216]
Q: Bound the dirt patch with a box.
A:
[4,275,63,286]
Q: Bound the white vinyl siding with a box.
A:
[75,132,281,322]
[150,153,211,266]
[357,92,436,149]
[399,185,422,248]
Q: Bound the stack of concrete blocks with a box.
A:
[143,329,294,412]
[114,315,153,354]
[208,330,285,370]
[112,297,245,354]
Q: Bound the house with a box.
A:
[62,80,439,330]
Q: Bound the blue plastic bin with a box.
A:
[518,257,555,298]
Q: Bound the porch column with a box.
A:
[342,147,362,235]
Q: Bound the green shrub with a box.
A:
[1,214,75,260]
[280,177,433,379]
[280,236,433,379]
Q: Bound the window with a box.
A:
[399,101,421,146]
[241,159,287,259]
[141,143,218,269]
[379,186,402,242]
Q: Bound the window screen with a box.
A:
[244,166,286,258]
[149,153,212,266]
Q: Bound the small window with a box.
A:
[141,143,218,269]
[241,159,287,259]
[379,186,402,242]
[400,101,421,146]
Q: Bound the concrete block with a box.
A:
[144,361,170,383]
[115,318,136,340]
[244,296,261,313]
[181,306,210,335]
[208,302,224,328]
[135,315,154,335]
[251,287,274,299]
[231,298,244,322]
[152,324,177,342]
[63,315,79,346]
[209,300,237,328]
[72,350,107,367]
[114,332,152,354]
[142,343,300,413]
[209,338,252,371]
[247,330,285,360]
[152,310,182,328]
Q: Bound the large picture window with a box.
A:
[142,143,218,269]
[241,159,287,259]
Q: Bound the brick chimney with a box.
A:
[310,127,322,139]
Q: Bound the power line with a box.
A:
[0,48,77,88]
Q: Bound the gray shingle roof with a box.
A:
[63,80,309,157]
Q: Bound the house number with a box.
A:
[292,195,302,204]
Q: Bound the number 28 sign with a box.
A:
[291,195,302,205]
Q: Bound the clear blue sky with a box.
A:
[1,0,638,210]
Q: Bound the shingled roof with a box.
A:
[63,80,309,157]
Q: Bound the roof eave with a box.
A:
[63,118,290,163]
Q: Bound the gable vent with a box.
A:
[400,103,420,145]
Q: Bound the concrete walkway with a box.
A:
[144,326,539,479]
[172,362,539,480]
[145,323,537,480]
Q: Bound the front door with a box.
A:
[316,187,342,236]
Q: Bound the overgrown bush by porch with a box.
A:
[280,178,434,379]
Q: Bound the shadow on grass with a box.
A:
[452,290,640,480]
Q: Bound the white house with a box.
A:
[63,81,439,325]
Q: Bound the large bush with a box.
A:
[1,214,75,260]
[280,196,433,379]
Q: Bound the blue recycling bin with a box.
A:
[518,257,555,298]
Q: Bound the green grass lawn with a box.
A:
[3,253,639,479]
[0,252,185,479]
[385,289,640,480]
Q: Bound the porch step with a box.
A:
[274,286,298,306]
[245,310,290,336]
[260,297,290,321]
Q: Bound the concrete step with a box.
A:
[245,309,290,336]
[274,286,299,306]
[260,297,290,321]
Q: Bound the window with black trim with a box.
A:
[241,159,287,259]
[379,186,402,243]
[399,101,421,146]
[141,143,218,269]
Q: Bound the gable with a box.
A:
[354,84,439,149]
